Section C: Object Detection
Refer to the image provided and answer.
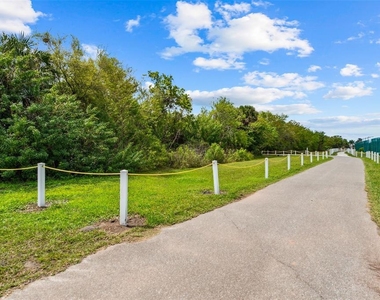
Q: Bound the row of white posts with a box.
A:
[346,149,380,164]
[37,153,329,226]
[365,151,380,163]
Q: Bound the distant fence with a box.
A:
[355,137,380,153]
[1,152,331,226]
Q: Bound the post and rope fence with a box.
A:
[1,151,335,226]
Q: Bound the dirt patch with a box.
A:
[80,215,147,235]
[18,200,69,213]
[24,260,41,272]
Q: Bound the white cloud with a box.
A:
[215,1,251,21]
[255,103,320,115]
[340,64,363,77]
[336,32,365,44]
[243,71,324,91]
[0,0,44,35]
[259,58,270,65]
[377,62,380,69]
[323,81,374,100]
[82,44,99,60]
[193,56,245,70]
[161,2,313,69]
[126,15,141,32]
[304,115,380,140]
[307,65,321,72]
[371,74,379,78]
[347,32,365,41]
[252,1,273,8]
[187,86,306,107]
[162,2,212,58]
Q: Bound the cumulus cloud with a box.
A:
[161,1,313,69]
[82,44,99,60]
[371,74,379,78]
[187,86,306,107]
[307,65,321,72]
[377,62,380,69]
[126,15,141,32]
[0,0,44,35]
[340,64,363,77]
[215,1,251,21]
[323,81,374,100]
[243,71,324,91]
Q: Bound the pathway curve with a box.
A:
[5,154,380,299]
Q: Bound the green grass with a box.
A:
[0,155,330,296]
[362,157,380,226]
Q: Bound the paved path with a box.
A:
[5,154,380,299]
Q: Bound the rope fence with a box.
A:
[1,151,334,226]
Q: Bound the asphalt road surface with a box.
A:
[5,153,380,299]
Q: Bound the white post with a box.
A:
[301,153,304,166]
[310,152,313,163]
[316,151,319,161]
[322,152,325,160]
[377,153,379,164]
[37,163,46,207]
[361,151,363,158]
[120,170,128,226]
[212,160,220,195]
[287,154,291,171]
[265,158,269,179]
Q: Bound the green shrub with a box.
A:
[226,148,254,163]
[204,143,225,163]
[169,145,206,168]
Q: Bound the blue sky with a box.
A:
[1,0,379,141]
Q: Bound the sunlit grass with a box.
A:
[0,155,330,296]
[362,157,380,226]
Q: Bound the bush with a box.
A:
[226,148,254,163]
[169,145,206,168]
[204,143,225,163]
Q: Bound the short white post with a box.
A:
[265,158,269,179]
[212,160,220,195]
[287,154,291,170]
[120,170,128,226]
[322,151,325,160]
[301,153,304,166]
[37,163,46,207]
[361,151,363,158]
[310,152,313,163]
[316,151,319,161]
[377,153,379,164]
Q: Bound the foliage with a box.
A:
[0,32,349,177]
[205,143,226,163]
[0,93,117,179]
[169,145,206,168]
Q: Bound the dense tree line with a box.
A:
[0,33,348,179]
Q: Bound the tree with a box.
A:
[209,97,248,149]
[0,33,53,124]
[141,71,193,149]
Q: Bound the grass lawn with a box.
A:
[0,155,330,296]
[362,157,380,227]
